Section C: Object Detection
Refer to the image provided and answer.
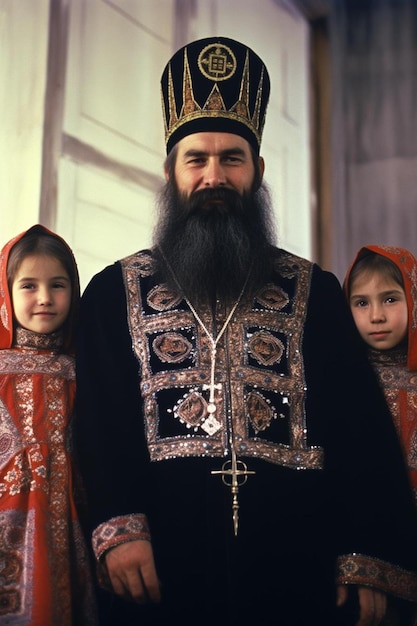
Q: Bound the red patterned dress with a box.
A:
[368,346,417,502]
[347,245,417,508]
[0,224,97,625]
[346,245,417,506]
[0,327,97,625]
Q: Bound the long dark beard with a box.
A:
[153,181,277,305]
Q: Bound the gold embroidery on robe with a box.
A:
[121,250,324,470]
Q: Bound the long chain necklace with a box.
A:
[159,247,249,415]
[159,248,255,535]
[183,284,247,415]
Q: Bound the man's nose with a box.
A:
[204,159,226,187]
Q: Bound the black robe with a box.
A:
[75,247,417,626]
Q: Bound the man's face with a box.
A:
[155,131,274,304]
[170,132,264,199]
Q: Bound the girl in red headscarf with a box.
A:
[345,245,417,505]
[0,225,97,625]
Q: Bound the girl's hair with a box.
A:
[347,250,404,296]
[7,230,77,293]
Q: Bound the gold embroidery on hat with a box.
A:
[163,63,179,139]
[182,50,200,116]
[252,66,265,134]
[232,50,250,119]
[164,45,266,148]
[197,43,237,81]
[204,84,226,112]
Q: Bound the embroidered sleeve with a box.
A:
[92,514,151,561]
[337,553,417,601]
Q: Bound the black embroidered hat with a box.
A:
[161,37,270,155]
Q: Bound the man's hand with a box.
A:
[104,540,161,604]
[337,584,387,626]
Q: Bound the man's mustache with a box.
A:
[185,187,243,215]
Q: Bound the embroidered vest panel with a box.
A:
[121,250,323,470]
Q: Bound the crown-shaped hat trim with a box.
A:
[164,45,266,147]
[252,66,265,135]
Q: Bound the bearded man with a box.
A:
[75,37,417,626]
[154,132,274,306]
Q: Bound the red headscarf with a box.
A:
[344,245,417,372]
[0,224,80,353]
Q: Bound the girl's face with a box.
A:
[11,254,72,335]
[349,270,408,351]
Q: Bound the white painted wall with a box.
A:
[58,0,174,289]
[0,0,50,242]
